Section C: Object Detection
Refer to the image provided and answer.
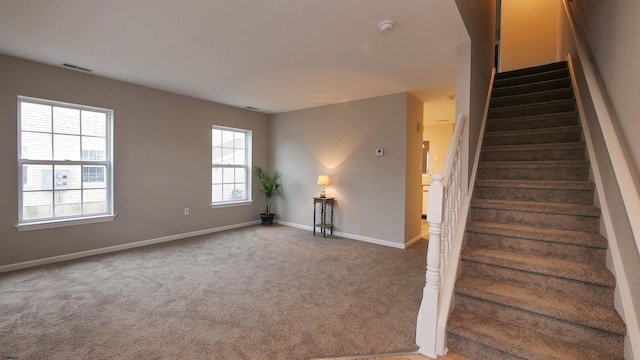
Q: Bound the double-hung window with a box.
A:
[211,126,251,206]
[17,96,114,230]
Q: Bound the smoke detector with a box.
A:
[378,20,394,33]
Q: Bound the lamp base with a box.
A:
[320,187,326,198]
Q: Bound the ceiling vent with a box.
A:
[62,63,92,72]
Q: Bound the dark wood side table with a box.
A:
[313,197,335,237]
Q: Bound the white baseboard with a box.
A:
[275,220,407,249]
[0,220,260,274]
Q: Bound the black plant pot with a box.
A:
[260,213,275,225]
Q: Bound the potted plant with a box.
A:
[254,166,282,225]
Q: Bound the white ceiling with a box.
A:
[0,0,469,114]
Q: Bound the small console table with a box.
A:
[313,197,335,237]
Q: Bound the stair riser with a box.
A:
[465,232,606,264]
[470,207,599,232]
[447,332,525,360]
[489,102,576,119]
[477,166,590,181]
[455,294,625,357]
[490,89,574,108]
[485,114,578,132]
[494,70,570,87]
[483,130,581,146]
[461,259,612,305]
[492,78,571,97]
[480,148,585,162]
[496,62,569,79]
[473,186,594,205]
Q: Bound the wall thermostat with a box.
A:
[376,149,384,157]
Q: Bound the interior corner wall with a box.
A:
[500,0,561,72]
[455,0,496,191]
[269,93,410,247]
[0,54,270,268]
[405,94,424,244]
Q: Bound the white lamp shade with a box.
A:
[317,175,330,186]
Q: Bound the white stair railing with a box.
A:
[416,68,496,357]
[415,113,466,357]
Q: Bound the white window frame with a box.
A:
[16,96,115,231]
[211,125,252,208]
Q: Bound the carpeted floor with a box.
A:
[0,225,428,359]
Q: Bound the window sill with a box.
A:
[15,214,117,232]
[210,200,253,209]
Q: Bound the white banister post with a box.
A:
[416,172,445,358]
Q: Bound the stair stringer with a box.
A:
[434,68,497,356]
[568,54,640,360]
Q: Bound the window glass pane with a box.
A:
[212,147,222,164]
[54,165,81,190]
[232,184,246,200]
[21,132,52,160]
[81,110,106,137]
[53,134,80,161]
[23,191,53,220]
[234,132,245,149]
[233,149,245,165]
[212,184,223,202]
[82,137,106,160]
[223,168,235,184]
[222,184,235,201]
[212,168,223,184]
[222,130,233,146]
[53,107,80,135]
[54,190,82,217]
[221,148,233,165]
[23,164,52,191]
[83,189,107,214]
[235,168,246,183]
[212,129,222,146]
[83,165,106,188]
[21,102,51,132]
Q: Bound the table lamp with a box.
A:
[317,175,330,198]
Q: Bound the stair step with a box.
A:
[490,88,574,108]
[461,248,615,287]
[456,276,624,335]
[496,61,568,80]
[474,179,594,205]
[492,77,572,98]
[471,199,600,232]
[489,99,576,119]
[494,68,570,88]
[485,111,579,132]
[480,142,586,162]
[477,160,590,181]
[466,221,606,264]
[460,260,613,307]
[483,125,582,146]
[466,221,607,249]
[448,309,624,359]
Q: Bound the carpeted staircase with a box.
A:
[447,62,627,359]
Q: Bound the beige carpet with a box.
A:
[0,225,428,359]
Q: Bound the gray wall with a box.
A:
[573,0,640,189]
[567,2,640,358]
[269,93,420,247]
[455,0,497,191]
[0,54,270,267]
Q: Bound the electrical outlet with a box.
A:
[184,208,190,216]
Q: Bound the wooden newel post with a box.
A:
[416,172,444,357]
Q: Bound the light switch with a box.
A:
[376,149,384,157]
